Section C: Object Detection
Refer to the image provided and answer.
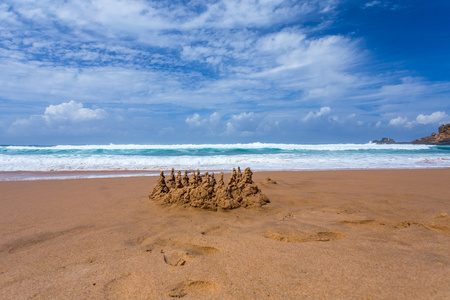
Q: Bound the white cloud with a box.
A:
[9,101,107,135]
[185,112,221,129]
[185,113,202,128]
[386,111,449,128]
[0,3,21,28]
[416,111,449,125]
[302,107,331,122]
[389,116,408,126]
[44,100,107,123]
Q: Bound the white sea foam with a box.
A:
[0,151,449,172]
[1,143,449,180]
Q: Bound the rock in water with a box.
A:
[149,167,270,210]
[372,137,396,144]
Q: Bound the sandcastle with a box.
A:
[149,167,270,210]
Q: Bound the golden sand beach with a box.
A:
[1,169,449,299]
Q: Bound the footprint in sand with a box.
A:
[152,240,219,266]
[131,235,220,260]
[264,230,345,243]
[339,219,393,232]
[162,249,191,266]
[394,221,450,235]
[168,280,219,298]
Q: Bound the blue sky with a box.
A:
[1,0,449,145]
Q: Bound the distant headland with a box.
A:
[373,123,450,145]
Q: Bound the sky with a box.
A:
[1,0,449,145]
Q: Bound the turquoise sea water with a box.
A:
[1,143,449,180]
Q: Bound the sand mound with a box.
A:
[149,167,270,210]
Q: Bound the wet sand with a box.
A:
[0,169,449,299]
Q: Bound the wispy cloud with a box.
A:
[363,0,403,10]
[364,1,382,8]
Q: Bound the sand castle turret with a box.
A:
[166,168,176,189]
[196,169,202,184]
[240,167,253,185]
[190,172,197,187]
[210,173,216,187]
[149,167,270,210]
[150,171,170,198]
[217,172,224,187]
[228,168,237,186]
[237,167,242,181]
[175,170,183,188]
[182,170,189,187]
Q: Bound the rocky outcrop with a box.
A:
[372,137,396,144]
[149,167,270,210]
[412,123,450,145]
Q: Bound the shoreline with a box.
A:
[0,170,160,182]
[1,169,449,298]
[2,166,450,181]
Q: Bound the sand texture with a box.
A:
[0,169,449,299]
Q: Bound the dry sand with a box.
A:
[0,169,449,299]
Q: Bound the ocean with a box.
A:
[1,143,449,181]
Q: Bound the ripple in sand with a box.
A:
[264,230,345,243]
[340,219,386,226]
